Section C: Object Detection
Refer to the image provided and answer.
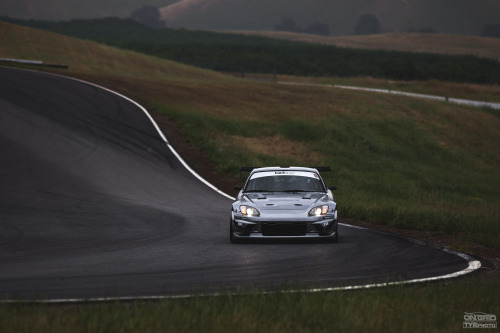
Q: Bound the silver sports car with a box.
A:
[230,166,338,243]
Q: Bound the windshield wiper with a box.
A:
[281,189,308,192]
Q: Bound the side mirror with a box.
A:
[234,185,243,191]
[328,185,337,191]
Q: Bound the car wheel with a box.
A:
[230,219,240,243]
[330,224,339,243]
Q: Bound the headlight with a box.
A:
[309,205,329,216]
[240,205,260,217]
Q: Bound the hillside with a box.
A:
[0,21,221,81]
[0,0,178,20]
[228,31,500,62]
[4,17,500,85]
[159,0,500,36]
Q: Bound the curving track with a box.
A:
[0,67,478,301]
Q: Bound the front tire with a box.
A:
[229,219,240,243]
[329,223,339,243]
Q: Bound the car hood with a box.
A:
[243,192,327,211]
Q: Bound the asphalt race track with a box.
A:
[0,67,477,301]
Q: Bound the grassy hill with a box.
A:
[159,0,500,36]
[5,17,500,84]
[0,21,219,80]
[229,31,500,62]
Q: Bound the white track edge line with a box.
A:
[0,68,482,303]
[39,69,235,201]
[1,258,481,304]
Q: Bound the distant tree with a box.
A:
[131,6,165,29]
[354,14,380,35]
[275,17,298,32]
[304,21,330,36]
[481,25,500,38]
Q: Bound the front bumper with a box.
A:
[231,215,338,239]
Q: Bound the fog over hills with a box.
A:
[159,0,499,36]
[0,0,178,21]
[0,0,498,36]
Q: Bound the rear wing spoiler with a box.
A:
[311,167,331,172]
[311,167,332,184]
[239,166,332,180]
[240,167,260,172]
[239,167,259,180]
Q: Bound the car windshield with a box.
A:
[245,171,325,193]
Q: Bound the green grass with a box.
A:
[1,277,498,333]
[156,87,500,248]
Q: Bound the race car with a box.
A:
[230,166,338,243]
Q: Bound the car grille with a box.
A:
[261,222,307,236]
